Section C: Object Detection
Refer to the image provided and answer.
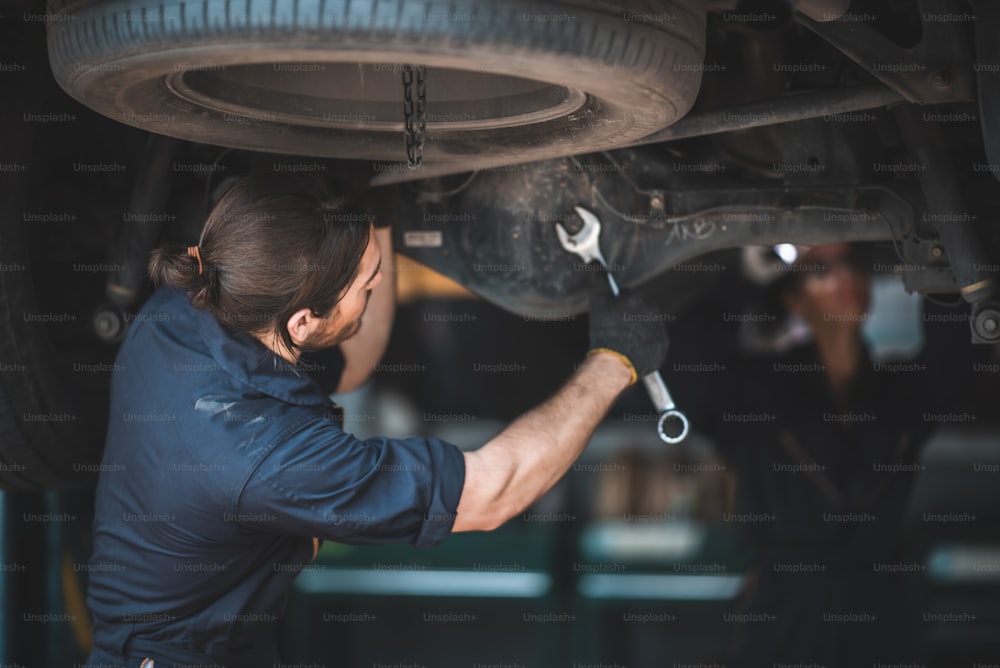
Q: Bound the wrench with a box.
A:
[555,206,690,444]
[555,207,620,297]
[641,370,690,445]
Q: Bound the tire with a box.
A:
[45,0,706,164]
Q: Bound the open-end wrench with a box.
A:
[555,206,690,444]
[555,207,620,297]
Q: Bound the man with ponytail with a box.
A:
[82,173,668,667]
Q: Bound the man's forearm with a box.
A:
[337,227,396,392]
[453,352,632,532]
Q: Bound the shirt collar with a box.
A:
[190,292,331,407]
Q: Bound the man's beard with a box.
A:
[299,291,370,352]
[299,315,362,352]
[332,316,363,344]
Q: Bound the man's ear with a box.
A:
[285,307,316,347]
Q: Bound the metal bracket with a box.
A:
[798,0,975,104]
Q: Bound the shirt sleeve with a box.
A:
[235,417,466,547]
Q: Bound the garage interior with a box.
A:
[3,0,1000,666]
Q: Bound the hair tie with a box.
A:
[187,245,204,276]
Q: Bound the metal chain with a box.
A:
[402,64,427,169]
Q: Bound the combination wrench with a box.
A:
[556,206,690,444]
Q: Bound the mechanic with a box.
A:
[81,174,667,668]
[678,241,974,667]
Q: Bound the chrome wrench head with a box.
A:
[657,411,690,444]
[555,206,604,266]
[641,371,690,444]
[556,206,619,296]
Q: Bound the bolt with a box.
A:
[974,306,1000,341]
[93,309,124,342]
[932,71,952,89]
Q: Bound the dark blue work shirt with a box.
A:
[84,287,465,668]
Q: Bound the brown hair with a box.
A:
[148,173,372,352]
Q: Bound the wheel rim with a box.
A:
[171,63,588,131]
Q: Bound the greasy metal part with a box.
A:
[384,151,920,317]
[779,113,881,185]
[371,86,905,186]
[797,0,975,104]
[894,104,997,310]
[972,0,1000,182]
[972,302,1000,342]
[655,89,887,145]
[900,266,959,295]
[795,0,850,22]
[91,305,126,344]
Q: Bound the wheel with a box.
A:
[45,0,706,164]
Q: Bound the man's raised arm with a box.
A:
[453,290,668,532]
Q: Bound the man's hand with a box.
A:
[452,281,670,532]
[587,289,669,385]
